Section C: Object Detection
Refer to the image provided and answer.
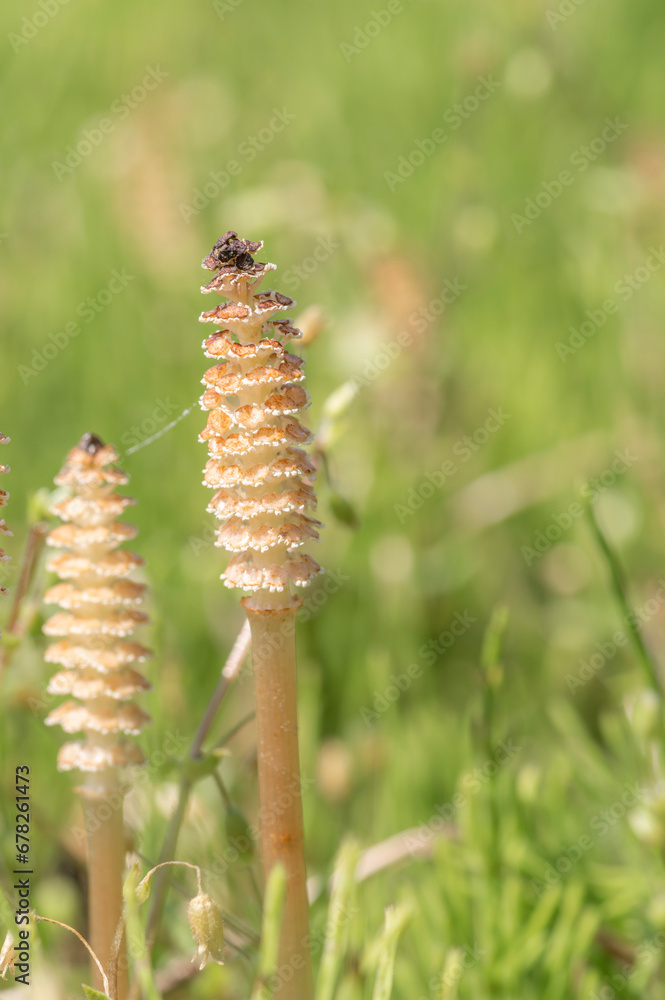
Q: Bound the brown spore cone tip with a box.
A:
[0,432,10,598]
[199,232,323,612]
[43,434,152,774]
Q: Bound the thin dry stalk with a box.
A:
[0,431,11,606]
[0,521,48,676]
[144,621,251,953]
[35,915,110,995]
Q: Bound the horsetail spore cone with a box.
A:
[199,232,321,607]
[44,433,152,771]
[43,433,153,997]
[198,233,320,999]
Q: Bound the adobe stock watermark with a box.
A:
[385,75,501,192]
[119,398,180,452]
[418,611,479,665]
[212,0,244,21]
[201,775,317,881]
[8,0,72,53]
[269,902,361,995]
[360,610,477,726]
[0,558,14,596]
[511,116,628,232]
[521,449,637,566]
[188,520,349,626]
[556,247,665,362]
[416,944,485,1000]
[546,0,588,30]
[68,731,189,848]
[28,631,149,719]
[51,67,169,180]
[590,932,665,1000]
[405,739,521,852]
[565,581,665,694]
[349,279,466,391]
[281,235,340,292]
[179,107,296,222]
[339,1,404,62]
[18,268,135,384]
[191,575,349,694]
[531,783,647,896]
[394,407,510,524]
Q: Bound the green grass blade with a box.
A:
[371,903,413,1000]
[436,947,463,1000]
[250,863,287,1000]
[314,838,362,1000]
[587,503,662,693]
[122,865,162,1000]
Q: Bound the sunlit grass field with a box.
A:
[3,0,665,995]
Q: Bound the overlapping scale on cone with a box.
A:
[0,432,10,600]
[199,233,322,606]
[43,434,152,772]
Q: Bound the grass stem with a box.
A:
[587,504,662,694]
[144,623,251,951]
[250,863,287,1000]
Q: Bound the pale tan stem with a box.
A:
[246,604,313,1000]
[82,770,128,1000]
[35,915,110,995]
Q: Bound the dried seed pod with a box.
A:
[0,432,10,600]
[0,931,17,979]
[198,232,322,611]
[187,892,225,969]
[43,434,152,773]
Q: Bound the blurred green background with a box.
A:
[3,0,665,996]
